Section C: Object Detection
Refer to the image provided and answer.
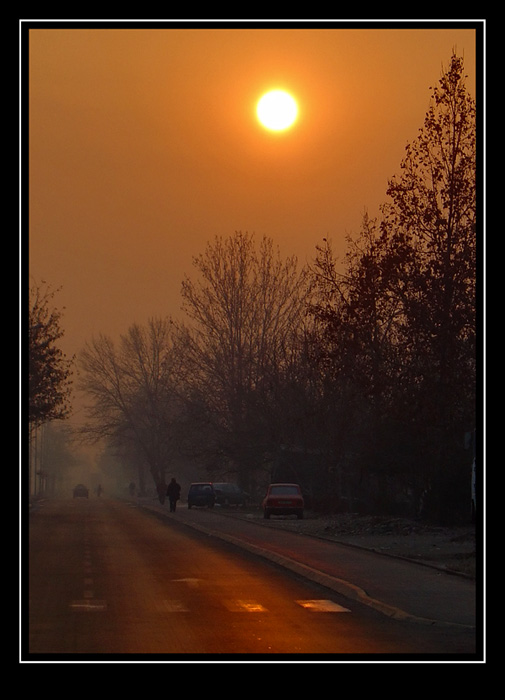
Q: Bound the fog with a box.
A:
[28,22,477,367]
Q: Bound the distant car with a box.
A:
[73,484,89,498]
[262,483,304,519]
[187,482,215,509]
[213,483,249,507]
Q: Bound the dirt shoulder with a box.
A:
[221,509,478,579]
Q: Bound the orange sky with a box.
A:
[26,22,480,372]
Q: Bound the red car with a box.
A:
[262,483,304,520]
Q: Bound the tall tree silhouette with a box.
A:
[310,55,476,521]
[29,281,73,427]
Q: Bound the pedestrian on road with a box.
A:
[166,478,181,512]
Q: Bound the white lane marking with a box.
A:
[223,600,268,612]
[297,599,351,612]
[161,600,189,612]
[69,600,107,611]
[157,598,350,613]
[172,578,201,589]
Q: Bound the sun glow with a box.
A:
[256,89,298,132]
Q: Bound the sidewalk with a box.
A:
[140,501,479,629]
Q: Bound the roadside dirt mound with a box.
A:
[314,514,477,578]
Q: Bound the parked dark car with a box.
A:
[213,483,249,507]
[187,482,215,509]
[73,483,89,498]
[262,483,304,519]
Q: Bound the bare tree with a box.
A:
[179,231,312,486]
[78,318,181,502]
[311,215,402,406]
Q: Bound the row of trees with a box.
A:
[30,55,478,522]
[78,234,314,499]
[306,55,477,520]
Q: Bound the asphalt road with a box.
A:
[26,497,478,660]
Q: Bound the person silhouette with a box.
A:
[166,478,181,512]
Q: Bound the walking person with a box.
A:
[166,477,181,513]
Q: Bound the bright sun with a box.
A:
[256,89,298,132]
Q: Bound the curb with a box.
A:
[217,509,476,580]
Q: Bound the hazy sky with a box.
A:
[26,21,480,371]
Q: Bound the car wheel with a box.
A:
[263,510,270,519]
[297,511,304,519]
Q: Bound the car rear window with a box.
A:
[270,485,300,495]
[214,484,238,492]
